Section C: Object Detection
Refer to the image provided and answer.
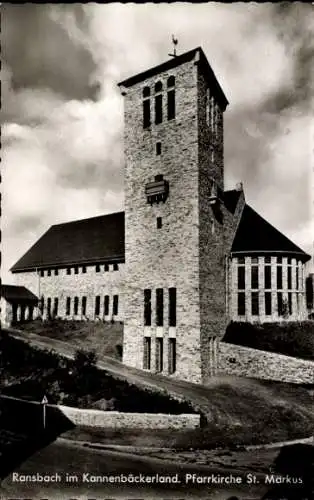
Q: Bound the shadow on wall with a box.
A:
[0,396,74,480]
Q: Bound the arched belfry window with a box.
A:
[143,86,150,129]
[167,76,175,121]
[154,81,163,124]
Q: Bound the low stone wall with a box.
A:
[219,342,314,384]
[58,405,200,429]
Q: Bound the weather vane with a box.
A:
[169,35,178,58]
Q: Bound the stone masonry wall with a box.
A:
[197,64,226,382]
[13,264,125,321]
[122,56,202,383]
[219,341,314,384]
[57,405,200,429]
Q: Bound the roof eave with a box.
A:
[11,254,126,273]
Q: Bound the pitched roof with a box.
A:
[1,285,38,303]
[118,46,229,111]
[11,203,310,273]
[11,212,125,272]
[223,189,242,214]
[232,205,310,261]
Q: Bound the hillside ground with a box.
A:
[2,327,314,449]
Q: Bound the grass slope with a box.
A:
[4,328,314,447]
[18,319,123,360]
[223,321,314,361]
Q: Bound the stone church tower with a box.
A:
[119,47,229,384]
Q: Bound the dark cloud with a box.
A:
[262,2,313,113]
[2,4,100,103]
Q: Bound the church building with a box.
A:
[9,47,311,384]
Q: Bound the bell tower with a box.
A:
[118,47,229,384]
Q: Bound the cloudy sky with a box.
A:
[2,3,314,282]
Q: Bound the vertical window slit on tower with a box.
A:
[168,338,176,374]
[143,337,151,370]
[169,287,177,327]
[74,296,79,316]
[144,289,152,326]
[82,296,87,316]
[156,142,162,155]
[155,81,163,124]
[156,288,164,326]
[157,217,162,229]
[95,295,100,317]
[66,297,71,316]
[143,86,150,129]
[53,297,59,317]
[156,338,163,372]
[47,297,51,318]
[104,295,109,316]
[167,75,175,121]
[113,295,119,316]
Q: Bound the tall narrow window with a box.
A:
[82,265,86,274]
[155,81,163,125]
[40,270,44,277]
[66,297,71,316]
[167,76,175,121]
[47,269,51,277]
[265,292,272,316]
[95,295,100,317]
[169,287,177,327]
[95,264,100,273]
[143,87,150,129]
[288,292,292,315]
[54,269,59,276]
[104,264,109,272]
[104,295,109,316]
[113,295,119,316]
[74,266,79,274]
[156,288,164,326]
[74,296,79,316]
[277,266,283,289]
[66,268,71,275]
[47,298,51,317]
[251,292,259,316]
[53,297,59,317]
[264,265,271,289]
[143,337,151,370]
[238,292,246,316]
[113,263,119,271]
[251,265,259,289]
[144,289,152,326]
[156,142,161,155]
[168,338,176,374]
[277,292,283,316]
[237,266,245,290]
[157,217,162,229]
[287,266,292,289]
[81,296,87,316]
[156,338,163,372]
